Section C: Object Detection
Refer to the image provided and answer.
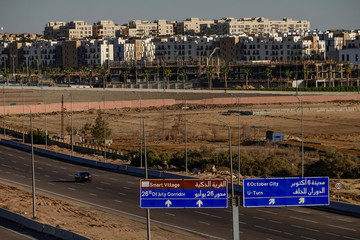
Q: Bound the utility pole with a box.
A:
[143,119,151,240]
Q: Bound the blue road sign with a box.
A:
[140,179,228,208]
[243,177,329,207]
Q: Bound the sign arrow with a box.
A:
[165,199,172,207]
[196,200,203,207]
[269,198,275,205]
[299,198,305,204]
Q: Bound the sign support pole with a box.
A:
[232,197,240,240]
[144,119,151,240]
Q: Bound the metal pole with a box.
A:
[237,97,241,185]
[22,86,25,143]
[3,86,5,139]
[71,91,73,156]
[143,119,151,240]
[44,90,47,149]
[103,90,106,163]
[134,92,142,168]
[301,99,304,178]
[30,107,36,218]
[185,103,188,176]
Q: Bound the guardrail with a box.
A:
[0,208,90,240]
[1,138,359,218]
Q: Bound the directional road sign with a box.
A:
[243,177,329,207]
[140,179,228,208]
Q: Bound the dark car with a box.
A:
[74,172,92,183]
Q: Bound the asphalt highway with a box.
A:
[0,144,359,240]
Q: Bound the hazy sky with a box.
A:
[0,0,359,34]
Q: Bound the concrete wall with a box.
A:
[3,94,360,115]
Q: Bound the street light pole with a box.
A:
[134,92,143,168]
[30,107,36,218]
[143,119,151,240]
[3,85,5,139]
[103,90,106,163]
[294,96,304,177]
[230,93,241,185]
[71,91,73,156]
[217,118,239,240]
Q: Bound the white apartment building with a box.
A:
[81,39,113,66]
[201,17,310,36]
[154,20,174,36]
[153,36,218,60]
[113,38,155,62]
[0,42,9,69]
[238,33,325,62]
[22,41,59,67]
[339,36,360,65]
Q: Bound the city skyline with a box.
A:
[0,0,359,34]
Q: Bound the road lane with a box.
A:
[0,144,359,240]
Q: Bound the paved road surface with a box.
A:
[0,144,359,239]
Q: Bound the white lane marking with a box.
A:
[287,208,311,214]
[45,164,51,166]
[14,167,23,171]
[8,153,14,157]
[89,193,97,196]
[110,178,118,181]
[0,177,226,240]
[211,215,222,219]
[44,175,50,178]
[195,211,210,216]
[239,221,247,225]
[336,218,353,223]
[327,224,356,231]
[19,156,25,160]
[37,167,44,170]
[6,171,11,174]
[291,225,319,232]
[123,186,131,190]
[60,167,66,170]
[52,171,58,173]
[343,236,360,240]
[239,213,244,216]
[290,216,318,223]
[20,175,26,178]
[325,232,340,237]
[126,181,136,185]
[256,209,278,215]
[254,225,281,233]
[2,164,11,167]
[96,187,104,191]
[48,183,55,185]
[11,160,16,163]
[35,179,40,182]
[118,192,127,196]
[100,181,110,185]
[224,210,232,213]
[68,188,76,191]
[199,221,211,225]
[269,220,282,224]
[301,236,316,240]
[283,232,294,236]
[114,200,123,203]
[165,212,175,216]
[59,179,66,181]
[24,164,29,167]
[253,216,265,220]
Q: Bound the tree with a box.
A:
[264,68,272,89]
[285,69,293,87]
[243,68,250,88]
[63,68,72,87]
[343,63,352,86]
[220,65,230,89]
[327,68,333,87]
[100,67,109,89]
[179,69,187,89]
[91,110,112,142]
[164,68,172,89]
[303,67,309,88]
[121,71,128,86]
[144,70,150,88]
[206,66,215,89]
